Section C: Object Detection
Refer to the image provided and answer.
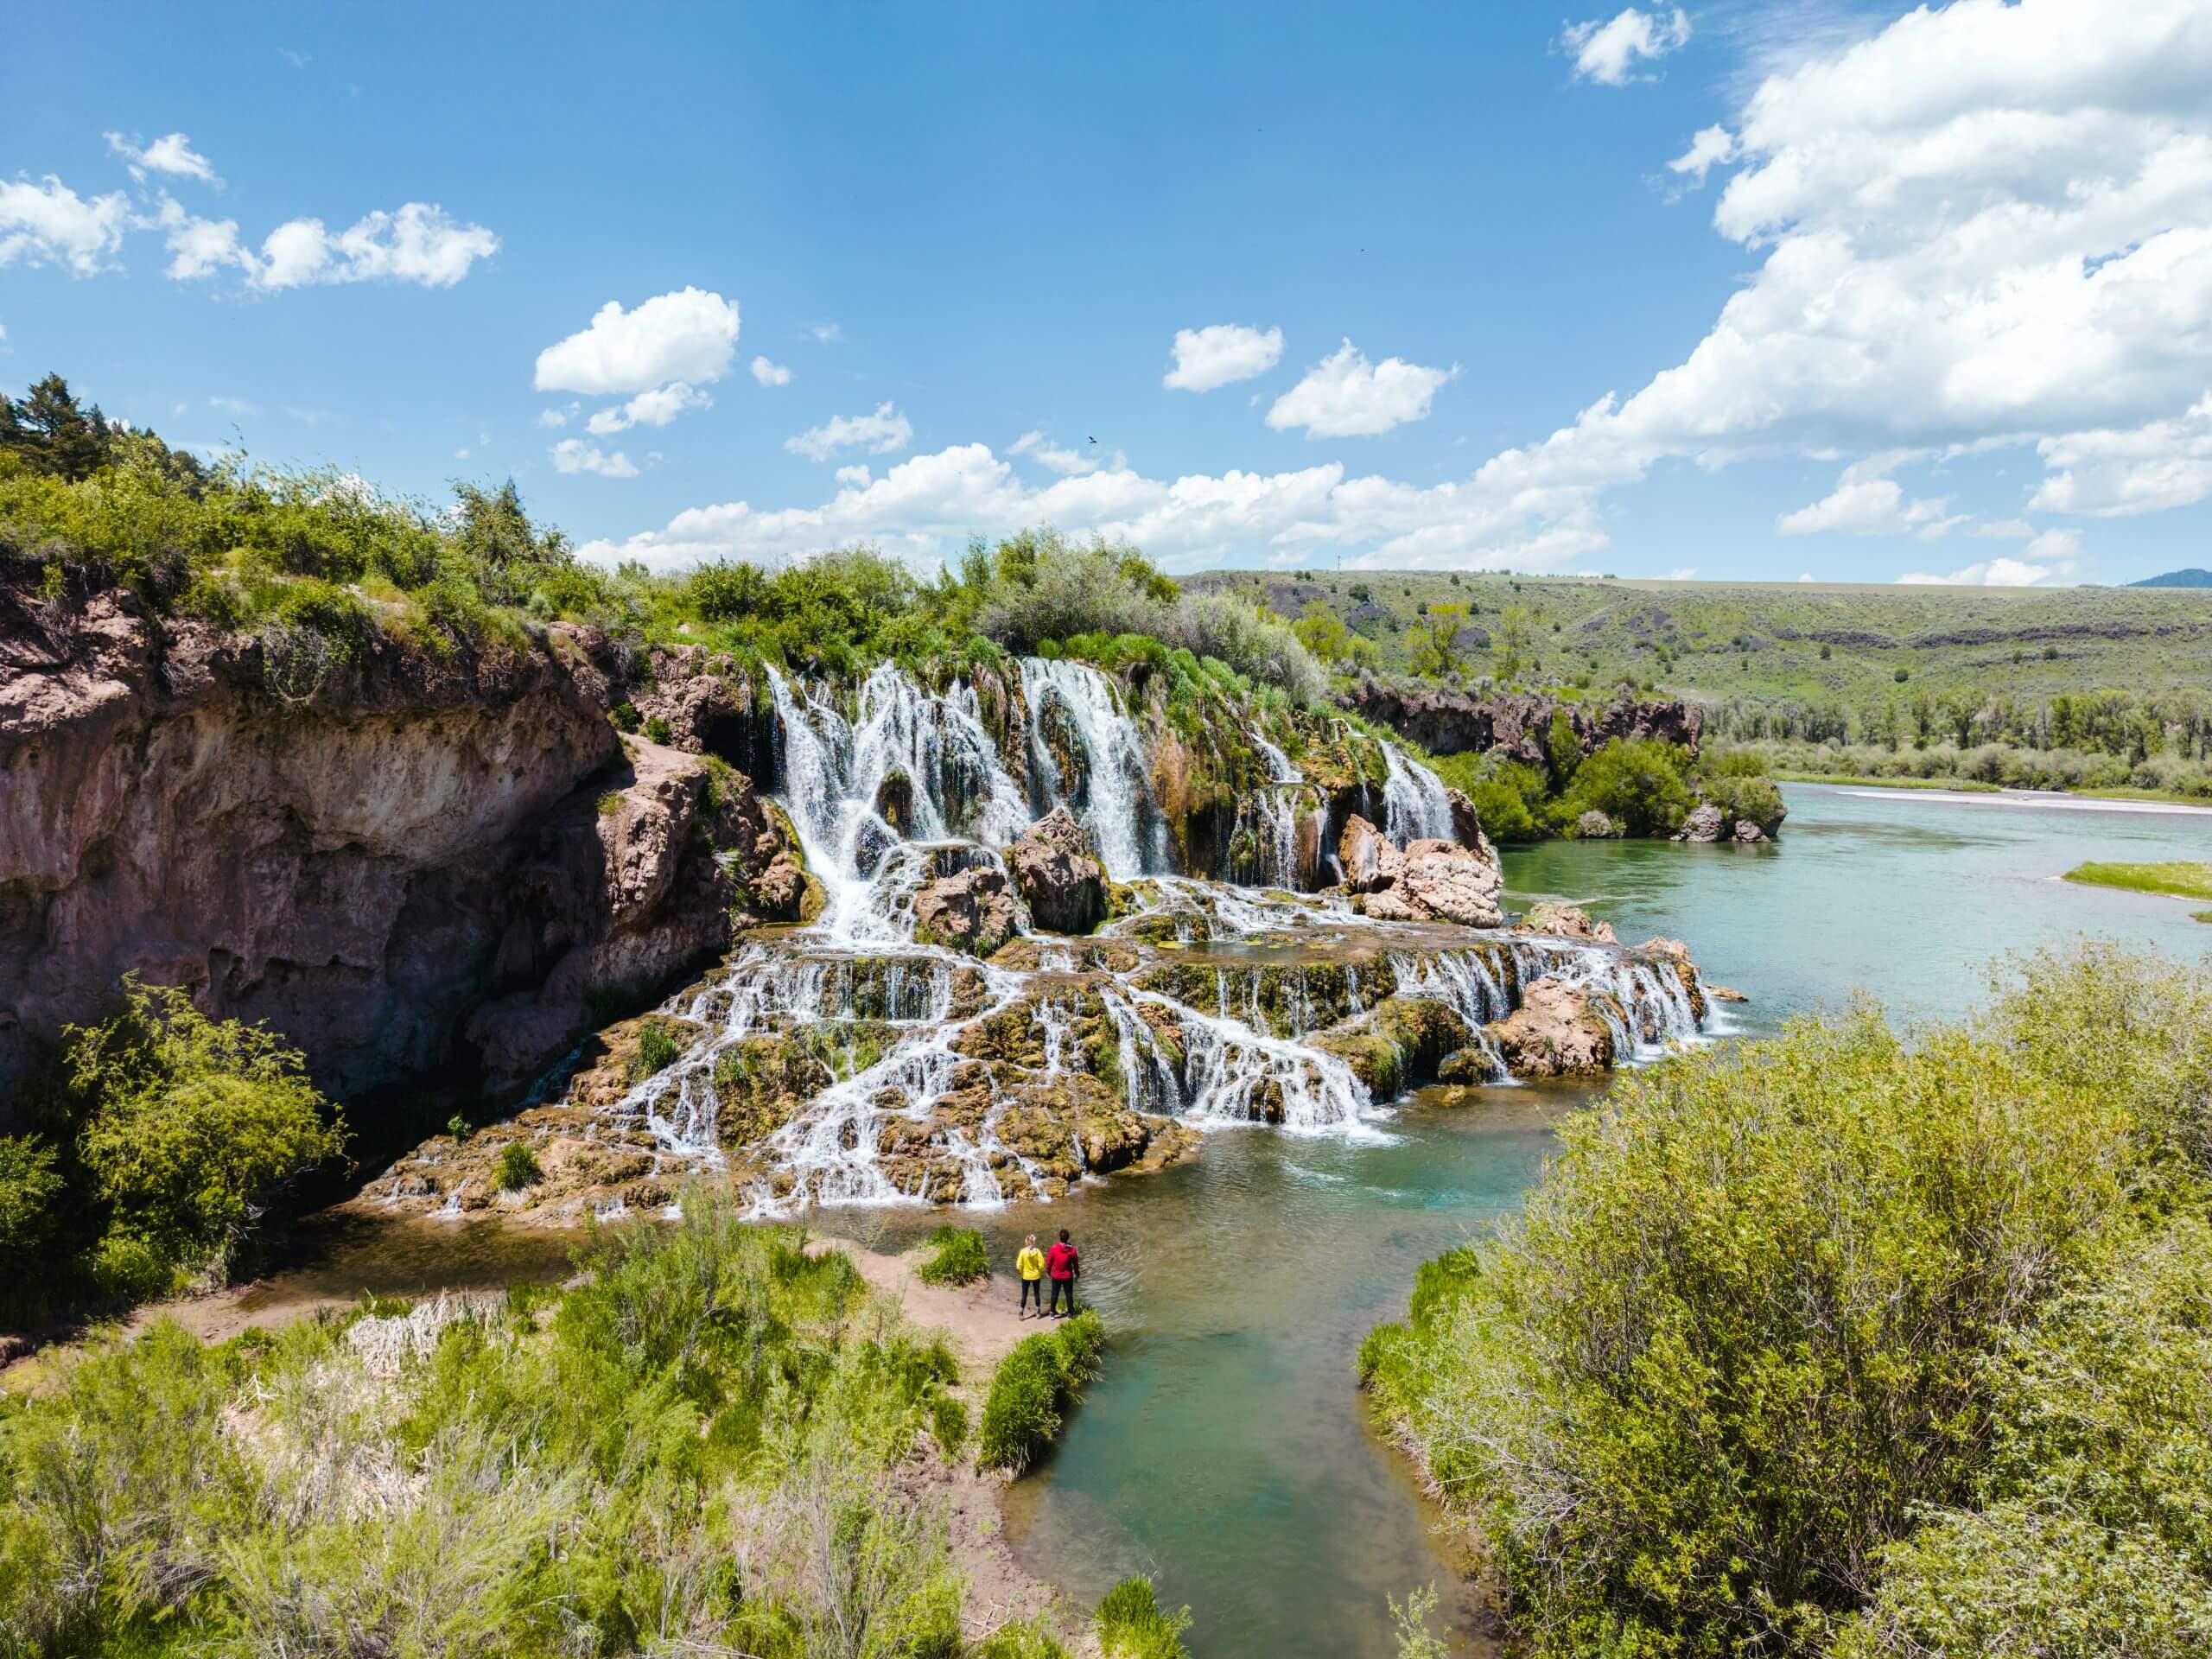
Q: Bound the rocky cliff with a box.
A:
[0,584,802,1110]
[1341,680,1702,763]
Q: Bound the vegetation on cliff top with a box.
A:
[1,377,1324,705]
[1362,944,2212,1658]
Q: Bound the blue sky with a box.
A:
[8,1,2212,585]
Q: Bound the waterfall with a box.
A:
[554,653,1723,1217]
[1018,658,1157,879]
[1382,741,1455,844]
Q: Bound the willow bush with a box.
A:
[1363,945,2212,1659]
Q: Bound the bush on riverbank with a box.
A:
[1718,734,2212,800]
[978,1310,1105,1473]
[0,978,348,1323]
[1363,944,2212,1658]
[917,1224,992,1287]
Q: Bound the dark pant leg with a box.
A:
[1020,1278,1041,1313]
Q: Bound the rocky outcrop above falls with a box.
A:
[1484,976,1619,1077]
[1007,805,1108,935]
[0,582,805,1107]
[912,861,1022,957]
[1339,816,1505,926]
[1341,680,1702,764]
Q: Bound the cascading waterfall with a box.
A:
[1381,741,1456,843]
[1019,658,1159,879]
[579,653,1719,1216]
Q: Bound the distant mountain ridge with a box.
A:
[2131,569,2212,588]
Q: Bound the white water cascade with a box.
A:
[1381,740,1456,843]
[579,655,1718,1215]
[1018,658,1159,879]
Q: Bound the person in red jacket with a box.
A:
[1045,1228,1079,1316]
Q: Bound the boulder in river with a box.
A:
[1573,809,1623,839]
[1516,901,1617,944]
[1338,814,1405,893]
[1007,805,1109,934]
[1678,803,1727,842]
[1485,976,1618,1077]
[1311,995,1472,1095]
[1733,819,1768,843]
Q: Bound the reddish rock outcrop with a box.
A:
[1007,805,1108,935]
[912,863,1022,957]
[1484,976,1618,1077]
[0,582,803,1106]
[1339,814,1505,927]
[1341,681,1701,765]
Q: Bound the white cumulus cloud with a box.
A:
[536,289,741,395]
[1902,529,2080,586]
[1266,340,1458,438]
[0,176,131,274]
[1163,323,1284,392]
[550,439,639,479]
[750,355,792,387]
[587,381,713,435]
[1563,7,1691,86]
[105,131,220,186]
[251,203,497,289]
[1010,429,1098,474]
[1667,124,1738,184]
[786,402,914,461]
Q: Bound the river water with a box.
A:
[248,783,2212,1657]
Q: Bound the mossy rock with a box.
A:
[710,1034,833,1147]
[1312,996,1472,1097]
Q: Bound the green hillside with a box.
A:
[1185,569,2212,715]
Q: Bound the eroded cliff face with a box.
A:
[1340,681,1702,763]
[0,585,799,1108]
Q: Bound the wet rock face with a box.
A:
[912,864,1022,958]
[1007,805,1108,935]
[1311,995,1471,1096]
[1485,976,1618,1077]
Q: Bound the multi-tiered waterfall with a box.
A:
[368,655,1723,1220]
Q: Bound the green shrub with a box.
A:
[0,1135,61,1271]
[642,715,672,745]
[630,1021,683,1080]
[66,976,347,1276]
[978,1310,1104,1472]
[1095,1575,1193,1659]
[1365,955,2170,1659]
[494,1142,542,1191]
[916,1224,989,1287]
[974,1616,1072,1659]
[1553,736,1693,836]
[608,701,640,733]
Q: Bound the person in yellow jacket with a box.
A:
[1015,1233,1046,1318]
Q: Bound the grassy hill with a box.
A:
[1184,569,2212,715]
